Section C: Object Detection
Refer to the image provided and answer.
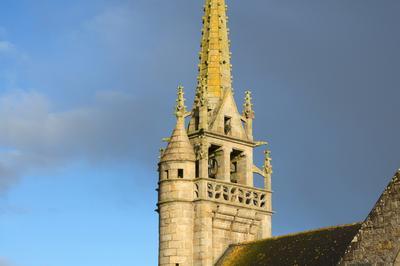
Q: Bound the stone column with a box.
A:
[216,148,232,182]
[245,151,254,186]
[200,105,208,130]
[264,175,272,191]
[237,153,247,184]
[199,143,209,179]
[245,118,253,141]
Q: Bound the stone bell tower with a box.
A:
[157,0,273,265]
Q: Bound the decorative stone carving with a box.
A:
[263,149,273,176]
[243,91,255,120]
[194,136,208,160]
[194,78,208,108]
[159,148,165,160]
[175,85,187,117]
[197,180,268,209]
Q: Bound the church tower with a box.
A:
[157,1,273,265]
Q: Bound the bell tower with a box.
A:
[157,1,273,265]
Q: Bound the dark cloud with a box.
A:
[0,0,399,233]
[227,0,400,230]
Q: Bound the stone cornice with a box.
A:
[196,177,272,194]
[188,129,257,147]
[193,198,273,214]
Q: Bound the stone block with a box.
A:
[237,208,256,219]
[169,256,186,264]
[163,249,177,257]
[214,213,235,222]
[217,204,237,216]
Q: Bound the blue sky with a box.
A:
[0,0,400,265]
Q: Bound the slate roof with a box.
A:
[216,223,362,266]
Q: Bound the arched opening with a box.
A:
[195,160,200,178]
[253,173,265,189]
[230,149,245,184]
[194,113,200,131]
[208,145,221,179]
[224,116,232,135]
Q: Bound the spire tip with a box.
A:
[175,85,187,117]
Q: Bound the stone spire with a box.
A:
[158,2,273,264]
[198,0,232,109]
[160,86,196,162]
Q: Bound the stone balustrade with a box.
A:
[194,178,271,212]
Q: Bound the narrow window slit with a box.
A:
[178,169,184,179]
[224,116,232,135]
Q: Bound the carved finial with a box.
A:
[243,91,255,119]
[175,85,187,117]
[263,149,273,176]
[159,148,165,159]
[195,78,208,108]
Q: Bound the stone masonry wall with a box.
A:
[193,202,214,266]
[193,201,271,266]
[340,172,400,265]
[159,202,194,266]
[159,179,195,266]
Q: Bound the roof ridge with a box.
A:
[359,169,400,226]
[339,169,400,264]
[232,222,362,247]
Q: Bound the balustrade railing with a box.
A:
[194,179,270,210]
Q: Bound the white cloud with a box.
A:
[0,4,187,194]
[0,90,162,193]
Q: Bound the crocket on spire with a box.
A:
[198,0,232,110]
